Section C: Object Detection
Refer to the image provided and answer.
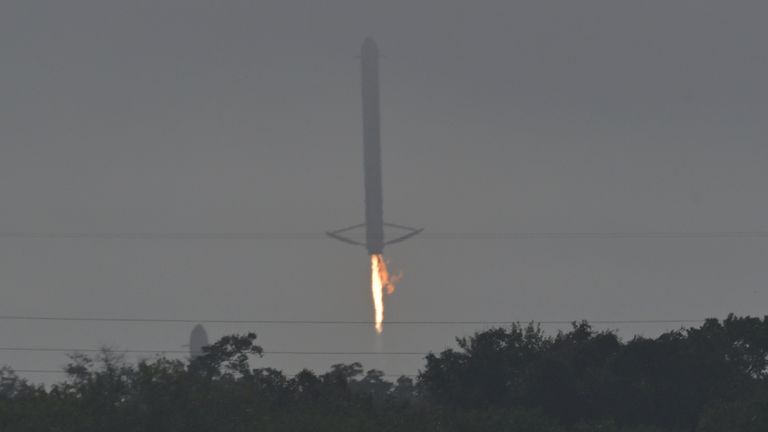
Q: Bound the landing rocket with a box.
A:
[327,38,422,254]
[361,37,385,254]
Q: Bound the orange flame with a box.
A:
[370,254,401,334]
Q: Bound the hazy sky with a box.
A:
[2,1,768,383]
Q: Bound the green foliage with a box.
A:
[190,332,263,377]
[697,385,768,432]
[0,367,34,400]
[420,314,768,431]
[1,316,767,431]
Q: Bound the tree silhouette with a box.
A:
[2,316,768,431]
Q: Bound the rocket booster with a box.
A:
[361,38,384,255]
[327,38,422,254]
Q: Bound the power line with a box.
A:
[8,369,417,378]
[428,231,768,239]
[0,347,427,355]
[0,231,767,240]
[265,351,424,355]
[0,315,705,325]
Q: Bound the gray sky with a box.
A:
[2,0,768,383]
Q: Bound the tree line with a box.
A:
[2,314,768,431]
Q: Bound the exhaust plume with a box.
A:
[370,254,400,334]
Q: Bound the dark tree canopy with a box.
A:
[2,315,768,432]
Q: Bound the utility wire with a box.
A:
[0,315,705,325]
[0,347,427,355]
[0,231,767,240]
[8,369,417,378]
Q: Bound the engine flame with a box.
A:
[370,254,400,334]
